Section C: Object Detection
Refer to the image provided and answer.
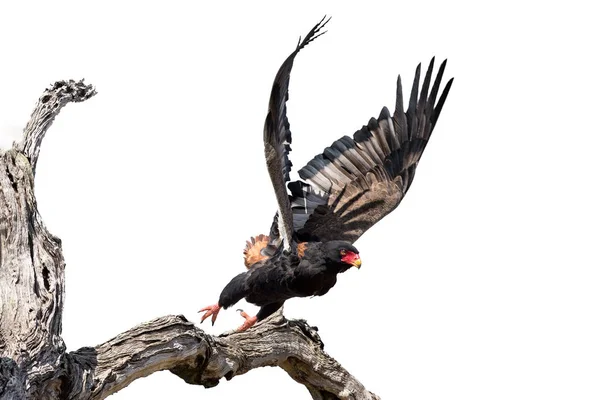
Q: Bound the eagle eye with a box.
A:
[340,249,347,256]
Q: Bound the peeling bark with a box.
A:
[0,81,379,399]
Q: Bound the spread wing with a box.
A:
[287,58,453,244]
[263,17,330,251]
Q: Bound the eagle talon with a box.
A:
[236,309,258,332]
[198,303,221,326]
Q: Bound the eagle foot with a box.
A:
[236,309,258,332]
[198,303,221,326]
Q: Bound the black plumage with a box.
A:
[199,17,453,331]
[220,242,358,313]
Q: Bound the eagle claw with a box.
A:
[198,303,221,326]
[236,309,258,332]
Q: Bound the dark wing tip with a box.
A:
[432,77,454,128]
[425,57,447,115]
[417,58,436,111]
[394,74,404,116]
[297,15,331,51]
[415,62,422,74]
[379,106,391,120]
[438,77,454,105]
[407,62,422,115]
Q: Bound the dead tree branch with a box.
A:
[15,80,96,174]
[64,311,379,400]
[0,81,379,400]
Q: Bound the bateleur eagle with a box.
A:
[199,17,453,331]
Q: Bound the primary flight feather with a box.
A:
[199,17,453,331]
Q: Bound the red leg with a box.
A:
[236,309,258,332]
[198,303,221,326]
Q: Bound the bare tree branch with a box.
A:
[62,311,379,400]
[15,79,96,174]
[0,81,379,399]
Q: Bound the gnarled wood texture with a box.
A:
[0,81,379,399]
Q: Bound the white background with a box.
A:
[1,1,599,399]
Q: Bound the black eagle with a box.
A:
[199,17,453,331]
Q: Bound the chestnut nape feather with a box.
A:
[243,234,270,268]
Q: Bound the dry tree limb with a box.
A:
[15,80,96,174]
[66,311,379,400]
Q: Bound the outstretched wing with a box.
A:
[287,58,453,244]
[263,16,330,251]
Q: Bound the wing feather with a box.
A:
[263,16,330,250]
[288,59,453,243]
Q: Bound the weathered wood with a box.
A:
[15,80,96,175]
[63,311,379,400]
[0,81,379,399]
[1,79,95,400]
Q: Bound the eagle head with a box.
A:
[322,241,361,271]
